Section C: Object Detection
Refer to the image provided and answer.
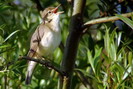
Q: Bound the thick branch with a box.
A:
[84,12,133,26]
[60,0,86,89]
[19,56,64,76]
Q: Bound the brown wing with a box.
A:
[27,23,45,57]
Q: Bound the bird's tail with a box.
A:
[25,60,37,85]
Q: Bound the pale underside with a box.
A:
[28,14,61,57]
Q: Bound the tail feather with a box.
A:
[25,61,37,85]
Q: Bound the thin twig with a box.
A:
[84,12,133,26]
[74,69,93,89]
[19,56,64,76]
[57,0,67,11]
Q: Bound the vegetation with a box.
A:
[0,0,133,89]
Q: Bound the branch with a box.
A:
[57,0,67,11]
[32,0,43,11]
[19,56,64,76]
[59,41,65,53]
[84,12,133,26]
[74,69,93,89]
[60,0,86,89]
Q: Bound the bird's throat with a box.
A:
[47,15,60,32]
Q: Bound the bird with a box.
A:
[25,5,63,85]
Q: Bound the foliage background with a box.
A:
[0,0,133,89]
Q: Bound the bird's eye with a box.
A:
[48,11,52,14]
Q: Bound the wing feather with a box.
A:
[27,23,45,57]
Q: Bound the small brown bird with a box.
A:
[25,5,63,85]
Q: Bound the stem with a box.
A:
[4,74,7,89]
[19,56,64,76]
[60,0,86,89]
[84,12,133,26]
[74,70,93,89]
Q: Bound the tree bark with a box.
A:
[60,0,86,89]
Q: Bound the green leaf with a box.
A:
[128,52,132,65]
[116,14,133,29]
[4,30,20,42]
[104,28,110,56]
[0,44,10,49]
[110,43,116,61]
[122,66,132,80]
[0,4,11,12]
[94,47,102,74]
[87,49,95,73]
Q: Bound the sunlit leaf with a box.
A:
[87,49,95,73]
[0,44,10,49]
[122,66,132,80]
[4,30,20,42]
[116,14,133,29]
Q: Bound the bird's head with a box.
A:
[40,4,63,23]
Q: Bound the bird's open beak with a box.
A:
[52,4,64,14]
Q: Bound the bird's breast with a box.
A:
[38,31,61,56]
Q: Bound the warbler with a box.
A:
[25,5,63,84]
